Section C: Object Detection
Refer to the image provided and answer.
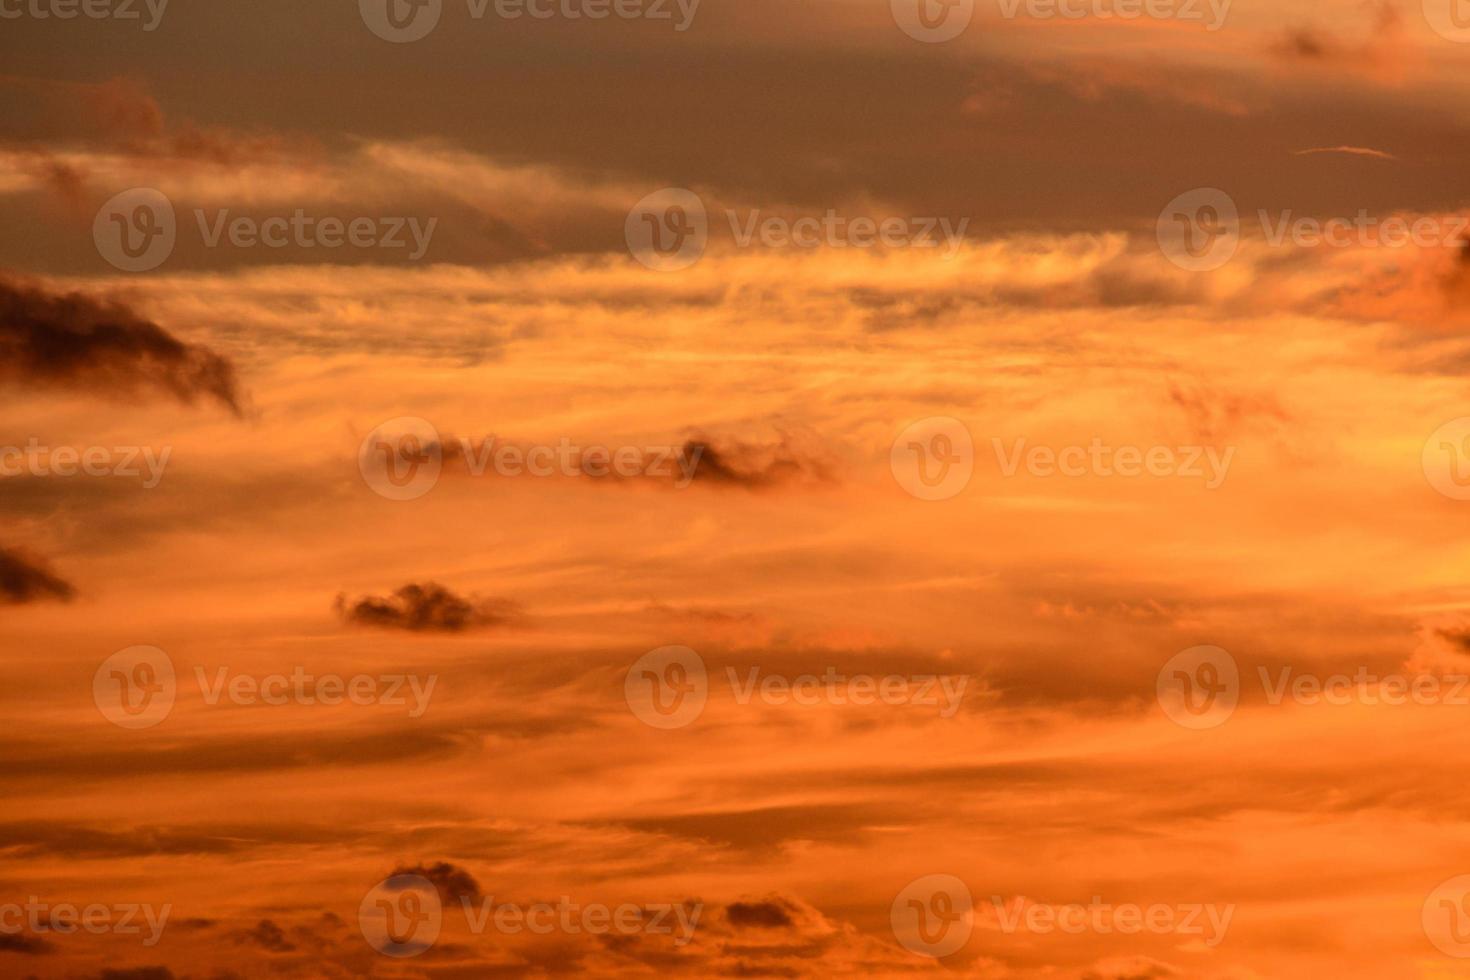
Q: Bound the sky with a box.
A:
[4,0,1470,977]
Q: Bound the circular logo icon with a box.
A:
[93,188,176,273]
[891,874,974,958]
[1157,645,1239,730]
[1425,875,1470,957]
[1423,418,1470,501]
[626,188,708,272]
[891,417,974,501]
[891,0,975,42]
[625,646,708,729]
[360,874,443,957]
[359,417,444,501]
[360,0,442,42]
[93,646,176,730]
[1424,0,1470,43]
[1157,188,1239,272]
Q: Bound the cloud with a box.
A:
[0,932,56,954]
[335,583,523,633]
[681,430,837,490]
[0,546,75,605]
[388,860,483,902]
[1293,145,1397,160]
[725,898,797,929]
[239,919,294,953]
[0,275,242,413]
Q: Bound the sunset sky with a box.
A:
[5,1,1470,977]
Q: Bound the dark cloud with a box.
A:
[681,432,836,490]
[0,546,75,605]
[93,970,176,980]
[240,919,294,953]
[0,274,241,413]
[725,899,796,929]
[0,932,56,954]
[335,582,522,633]
[388,860,483,902]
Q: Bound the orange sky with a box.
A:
[5,1,1470,978]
